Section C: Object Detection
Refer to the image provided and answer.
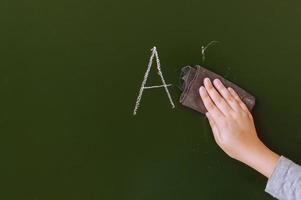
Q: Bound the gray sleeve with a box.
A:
[265,156,301,200]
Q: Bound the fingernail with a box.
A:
[215,79,221,84]
[204,77,210,85]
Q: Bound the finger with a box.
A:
[206,112,221,145]
[228,87,249,112]
[199,86,223,120]
[212,79,241,111]
[203,78,232,115]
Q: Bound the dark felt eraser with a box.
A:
[179,65,256,114]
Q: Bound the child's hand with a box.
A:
[199,78,259,162]
[199,78,279,177]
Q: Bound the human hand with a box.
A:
[199,78,279,177]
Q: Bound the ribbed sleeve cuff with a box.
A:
[264,156,301,200]
[265,156,290,197]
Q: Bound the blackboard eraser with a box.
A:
[179,65,256,114]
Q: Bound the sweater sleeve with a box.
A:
[265,156,301,200]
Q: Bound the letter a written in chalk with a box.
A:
[133,46,175,115]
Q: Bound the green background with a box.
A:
[0,0,300,199]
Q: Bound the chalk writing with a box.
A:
[133,46,175,115]
[201,41,219,63]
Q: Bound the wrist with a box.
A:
[242,142,280,178]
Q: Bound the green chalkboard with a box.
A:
[1,0,301,199]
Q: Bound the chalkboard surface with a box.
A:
[1,0,301,199]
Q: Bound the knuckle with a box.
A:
[233,93,240,99]
[225,94,234,102]
[206,101,214,110]
[206,83,213,90]
[202,94,209,100]
[234,98,241,105]
[215,96,223,104]
[208,82,214,88]
[234,95,240,102]
[221,88,229,95]
[203,95,211,103]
